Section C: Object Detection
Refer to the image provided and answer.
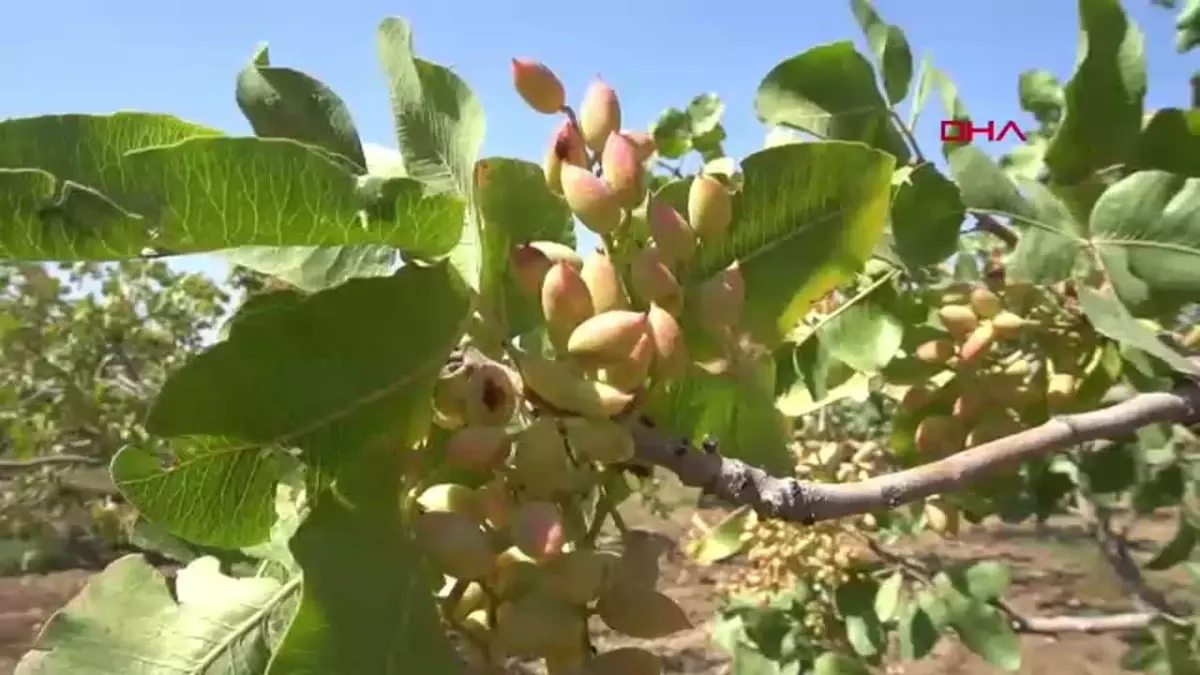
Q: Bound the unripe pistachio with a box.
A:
[914,415,964,457]
[567,310,650,363]
[646,303,685,377]
[580,251,626,314]
[914,339,956,365]
[415,512,495,581]
[509,501,566,561]
[542,119,587,194]
[560,164,623,235]
[511,241,581,296]
[697,262,745,335]
[968,287,1003,319]
[938,304,979,341]
[957,321,996,366]
[620,130,657,163]
[579,78,621,152]
[542,261,595,351]
[510,418,575,499]
[601,132,647,209]
[648,199,696,265]
[511,58,565,114]
[599,332,655,391]
[416,483,481,517]
[687,175,733,244]
[446,425,511,471]
[991,310,1027,340]
[630,245,682,313]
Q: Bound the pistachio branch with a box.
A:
[626,376,1200,525]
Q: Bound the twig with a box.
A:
[969,212,1019,248]
[627,378,1200,525]
[0,454,105,473]
[860,533,1156,635]
[1074,496,1190,626]
[889,110,926,165]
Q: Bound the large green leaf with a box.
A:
[473,157,575,338]
[0,116,466,259]
[754,42,910,162]
[1043,0,1146,184]
[235,43,367,170]
[1076,286,1200,377]
[219,245,402,293]
[1132,108,1200,178]
[645,356,793,476]
[217,144,410,293]
[267,447,459,675]
[948,600,1021,671]
[15,554,298,674]
[376,17,486,292]
[1090,172,1198,311]
[684,142,894,347]
[113,262,471,546]
[816,275,904,374]
[848,0,914,105]
[1006,178,1087,284]
[890,163,965,268]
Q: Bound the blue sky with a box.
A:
[1,0,1192,283]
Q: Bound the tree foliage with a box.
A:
[0,261,230,571]
[0,0,1198,674]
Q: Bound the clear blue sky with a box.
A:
[1,1,1191,282]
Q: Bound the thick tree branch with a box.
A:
[628,379,1200,525]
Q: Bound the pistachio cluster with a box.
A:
[713,440,888,642]
[404,58,749,675]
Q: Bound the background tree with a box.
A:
[0,261,230,570]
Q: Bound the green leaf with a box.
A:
[813,651,871,675]
[1144,517,1197,570]
[1017,70,1065,126]
[848,0,914,104]
[949,600,1021,672]
[473,157,575,338]
[646,357,793,476]
[1176,0,1200,51]
[754,42,910,162]
[220,245,402,293]
[651,108,692,160]
[907,54,933,130]
[112,439,282,549]
[115,263,471,544]
[0,122,467,259]
[1086,171,1200,312]
[688,93,726,136]
[267,448,459,675]
[376,16,485,292]
[873,571,905,622]
[897,605,939,660]
[817,276,904,373]
[235,43,367,170]
[957,561,1011,601]
[1043,0,1147,184]
[689,505,756,564]
[126,137,463,252]
[1078,287,1200,378]
[1132,108,1200,177]
[14,554,298,674]
[375,18,483,198]
[1005,181,1083,286]
[685,142,895,347]
[890,163,965,268]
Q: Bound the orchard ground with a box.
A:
[0,476,1195,675]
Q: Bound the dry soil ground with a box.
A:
[0,482,1195,675]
